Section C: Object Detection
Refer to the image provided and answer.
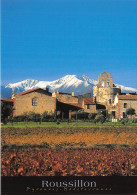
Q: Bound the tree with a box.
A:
[126,107,135,118]
[94,113,105,123]
[1,101,13,124]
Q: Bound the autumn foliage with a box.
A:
[1,147,137,176]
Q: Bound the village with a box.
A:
[1,72,137,179]
[1,71,137,123]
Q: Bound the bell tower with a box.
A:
[93,71,121,106]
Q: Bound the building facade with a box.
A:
[112,94,137,119]
[52,91,78,104]
[82,98,106,113]
[93,72,121,106]
[13,88,56,116]
[93,71,137,119]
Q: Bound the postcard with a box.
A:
[1,0,137,194]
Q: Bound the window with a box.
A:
[32,98,37,106]
[109,99,111,104]
[87,105,90,109]
[107,80,110,87]
[101,80,104,87]
[124,103,127,108]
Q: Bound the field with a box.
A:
[1,124,137,176]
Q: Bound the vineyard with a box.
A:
[1,126,137,176]
[1,147,137,176]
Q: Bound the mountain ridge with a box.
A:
[1,74,137,99]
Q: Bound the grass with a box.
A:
[1,121,137,128]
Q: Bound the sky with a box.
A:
[1,0,137,88]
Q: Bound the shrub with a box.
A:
[56,120,60,125]
[105,114,112,122]
[94,113,105,123]
[88,113,97,120]
[12,115,27,122]
[119,118,129,125]
[126,108,135,117]
[132,118,137,123]
[26,112,41,122]
[49,111,57,120]
[34,114,41,122]
[42,111,48,118]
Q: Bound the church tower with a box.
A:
[93,72,121,106]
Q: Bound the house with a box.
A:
[12,88,56,116]
[56,101,82,118]
[112,94,137,119]
[52,91,78,104]
[82,98,106,113]
[52,91,85,118]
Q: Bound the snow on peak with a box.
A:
[77,74,98,85]
[2,74,137,98]
[5,79,39,93]
[115,84,137,93]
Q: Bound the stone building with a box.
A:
[2,71,136,120]
[1,98,14,105]
[93,71,137,119]
[93,72,121,107]
[52,91,78,104]
[82,98,106,113]
[111,94,137,119]
[12,88,56,116]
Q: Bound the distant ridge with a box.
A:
[1,74,137,98]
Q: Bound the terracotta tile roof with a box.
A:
[68,103,83,108]
[118,94,137,100]
[15,88,41,96]
[1,99,14,102]
[83,98,95,105]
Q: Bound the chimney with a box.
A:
[72,92,74,96]
[11,90,16,99]
[11,94,15,99]
[52,90,56,97]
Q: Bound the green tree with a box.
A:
[126,107,135,118]
[1,101,13,124]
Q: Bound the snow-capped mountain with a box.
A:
[5,79,39,93]
[34,75,95,94]
[1,74,137,98]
